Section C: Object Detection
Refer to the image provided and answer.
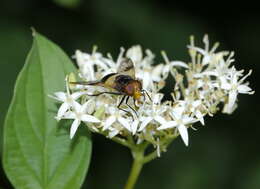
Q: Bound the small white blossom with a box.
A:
[178,96,206,125]
[62,100,100,138]
[126,45,143,63]
[102,107,132,132]
[49,79,86,120]
[158,106,198,146]
[221,68,254,113]
[138,93,167,132]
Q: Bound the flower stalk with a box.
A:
[124,148,144,189]
[124,135,176,189]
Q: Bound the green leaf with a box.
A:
[3,31,92,189]
[53,0,81,9]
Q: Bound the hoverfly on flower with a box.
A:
[52,38,254,147]
[70,58,151,116]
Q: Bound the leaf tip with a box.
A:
[31,27,37,37]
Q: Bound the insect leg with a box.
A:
[125,96,138,117]
[117,95,132,114]
[118,95,126,107]
[117,96,136,121]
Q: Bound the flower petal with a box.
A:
[57,103,70,120]
[171,107,184,120]
[71,91,87,100]
[152,64,164,80]
[195,111,204,125]
[131,120,139,135]
[142,72,151,90]
[72,101,82,112]
[178,124,189,146]
[81,114,100,123]
[183,116,198,125]
[54,92,66,101]
[81,99,95,114]
[237,85,253,94]
[108,129,119,138]
[157,121,177,130]
[153,93,164,104]
[70,119,81,139]
[126,45,143,63]
[138,117,153,131]
[170,61,189,68]
[220,78,231,90]
[154,116,166,125]
[61,111,76,120]
[228,90,237,112]
[103,116,116,131]
[118,117,131,132]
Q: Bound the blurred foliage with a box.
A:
[53,0,81,9]
[1,0,259,189]
[240,162,260,189]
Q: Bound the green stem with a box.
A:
[124,149,144,189]
[123,136,177,189]
[143,150,158,164]
[110,136,132,148]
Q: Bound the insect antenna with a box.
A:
[142,89,152,102]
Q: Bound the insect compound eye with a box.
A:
[126,84,134,95]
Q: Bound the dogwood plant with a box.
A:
[51,35,254,189]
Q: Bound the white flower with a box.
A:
[75,50,96,80]
[221,68,254,113]
[75,49,111,80]
[126,45,143,63]
[179,99,205,125]
[136,63,169,91]
[49,80,86,120]
[62,100,100,138]
[158,107,198,146]
[138,93,167,131]
[202,52,234,78]
[187,35,223,65]
[102,107,132,132]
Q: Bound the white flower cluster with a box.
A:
[51,35,254,152]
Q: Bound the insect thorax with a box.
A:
[114,75,142,96]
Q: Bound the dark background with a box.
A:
[1,0,259,189]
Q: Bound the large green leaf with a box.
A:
[3,31,92,189]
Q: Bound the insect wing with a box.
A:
[70,80,102,86]
[117,58,135,78]
[100,73,118,89]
